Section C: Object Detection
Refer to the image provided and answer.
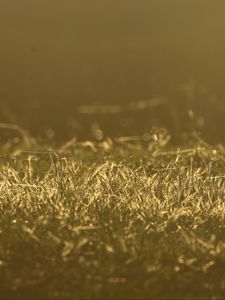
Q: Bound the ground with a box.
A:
[0,132,225,299]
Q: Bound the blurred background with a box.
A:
[0,0,225,142]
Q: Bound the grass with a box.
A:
[0,129,225,299]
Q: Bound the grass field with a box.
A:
[0,129,225,299]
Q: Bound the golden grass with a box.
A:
[0,131,225,299]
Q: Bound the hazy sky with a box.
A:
[0,0,225,121]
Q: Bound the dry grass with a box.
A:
[0,131,225,299]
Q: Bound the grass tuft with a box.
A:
[0,134,225,299]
